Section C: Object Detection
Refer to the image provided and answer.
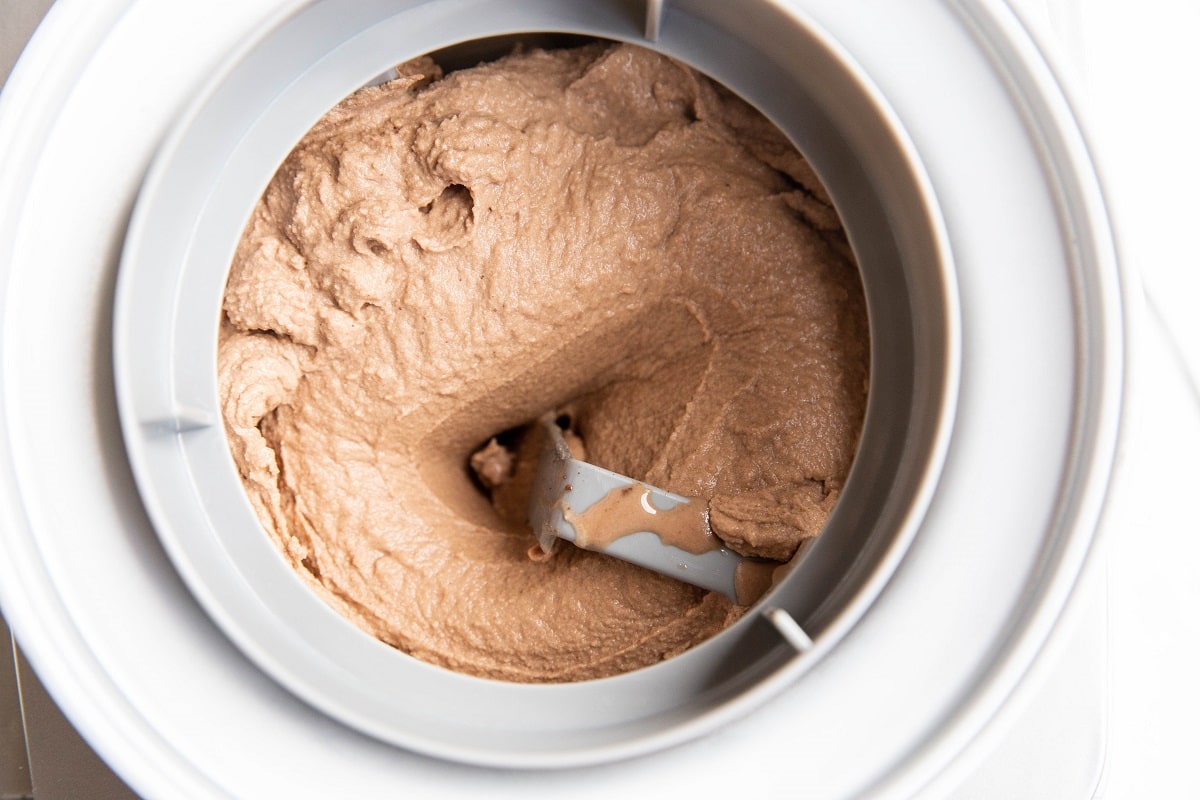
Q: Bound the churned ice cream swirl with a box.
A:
[218,42,868,682]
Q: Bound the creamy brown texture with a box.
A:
[734,561,781,607]
[218,43,868,682]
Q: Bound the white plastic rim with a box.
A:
[0,1,1124,798]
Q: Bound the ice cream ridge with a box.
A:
[218,42,869,682]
